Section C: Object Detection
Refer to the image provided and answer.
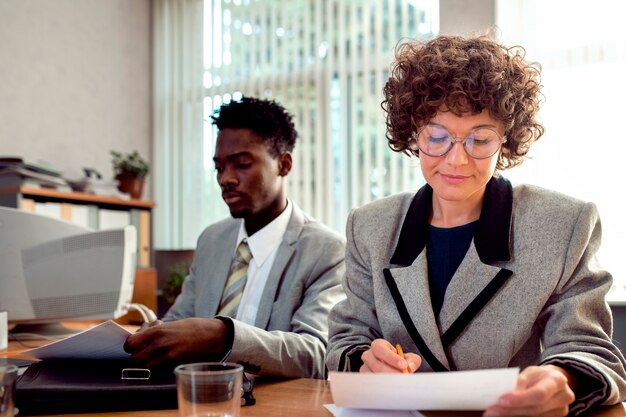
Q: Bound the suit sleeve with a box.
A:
[325,209,383,372]
[224,231,346,379]
[538,202,626,415]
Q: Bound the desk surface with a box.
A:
[4,326,626,417]
[5,377,623,417]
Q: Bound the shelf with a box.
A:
[0,186,155,209]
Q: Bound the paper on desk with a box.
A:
[22,320,132,361]
[324,404,425,417]
[329,368,519,411]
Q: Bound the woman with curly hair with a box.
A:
[326,35,626,416]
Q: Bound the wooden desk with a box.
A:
[4,335,626,417]
[4,377,623,417]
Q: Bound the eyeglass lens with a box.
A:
[416,124,502,158]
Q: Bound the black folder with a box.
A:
[16,360,177,415]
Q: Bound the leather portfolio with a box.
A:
[16,360,177,415]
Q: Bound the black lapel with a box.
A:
[389,176,513,267]
[474,176,513,263]
[440,269,513,349]
[384,268,449,372]
[389,185,432,266]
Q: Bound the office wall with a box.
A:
[0,0,152,195]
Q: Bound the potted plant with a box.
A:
[110,150,149,199]
[162,263,189,306]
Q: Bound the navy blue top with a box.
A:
[427,221,477,317]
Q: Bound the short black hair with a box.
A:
[210,96,297,156]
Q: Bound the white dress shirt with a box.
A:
[232,200,293,325]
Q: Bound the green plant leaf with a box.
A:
[110,150,150,178]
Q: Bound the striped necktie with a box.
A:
[217,241,252,317]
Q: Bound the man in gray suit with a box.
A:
[125,97,345,379]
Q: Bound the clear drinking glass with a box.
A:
[0,365,17,417]
[175,362,243,417]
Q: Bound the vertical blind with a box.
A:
[153,0,209,249]
[154,0,625,299]
[202,0,439,233]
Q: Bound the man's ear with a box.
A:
[277,152,292,177]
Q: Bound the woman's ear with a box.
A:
[277,152,292,177]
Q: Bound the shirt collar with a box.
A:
[390,176,513,266]
[236,200,293,266]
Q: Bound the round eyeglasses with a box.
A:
[412,124,506,159]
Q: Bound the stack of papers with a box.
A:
[0,156,68,189]
[325,405,425,417]
[22,320,131,361]
[326,368,519,416]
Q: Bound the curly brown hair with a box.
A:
[382,35,544,170]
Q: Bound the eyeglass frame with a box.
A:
[411,124,507,159]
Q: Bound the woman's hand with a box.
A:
[360,339,421,373]
[484,365,576,417]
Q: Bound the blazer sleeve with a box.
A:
[225,229,346,379]
[538,202,626,414]
[326,209,384,372]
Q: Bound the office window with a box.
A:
[497,0,626,297]
[202,0,439,231]
[156,0,624,299]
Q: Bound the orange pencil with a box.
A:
[395,343,410,374]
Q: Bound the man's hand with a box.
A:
[360,339,421,373]
[483,365,576,417]
[136,319,163,332]
[123,317,230,369]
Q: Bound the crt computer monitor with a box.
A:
[0,206,136,337]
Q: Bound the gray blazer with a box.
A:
[165,202,346,379]
[326,177,626,415]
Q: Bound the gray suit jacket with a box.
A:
[164,202,346,379]
[326,177,626,415]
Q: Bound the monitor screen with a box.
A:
[0,206,136,338]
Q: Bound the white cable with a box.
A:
[127,303,149,322]
[141,304,158,322]
[127,303,158,323]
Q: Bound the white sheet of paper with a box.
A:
[324,404,425,417]
[329,368,519,411]
[22,320,132,360]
